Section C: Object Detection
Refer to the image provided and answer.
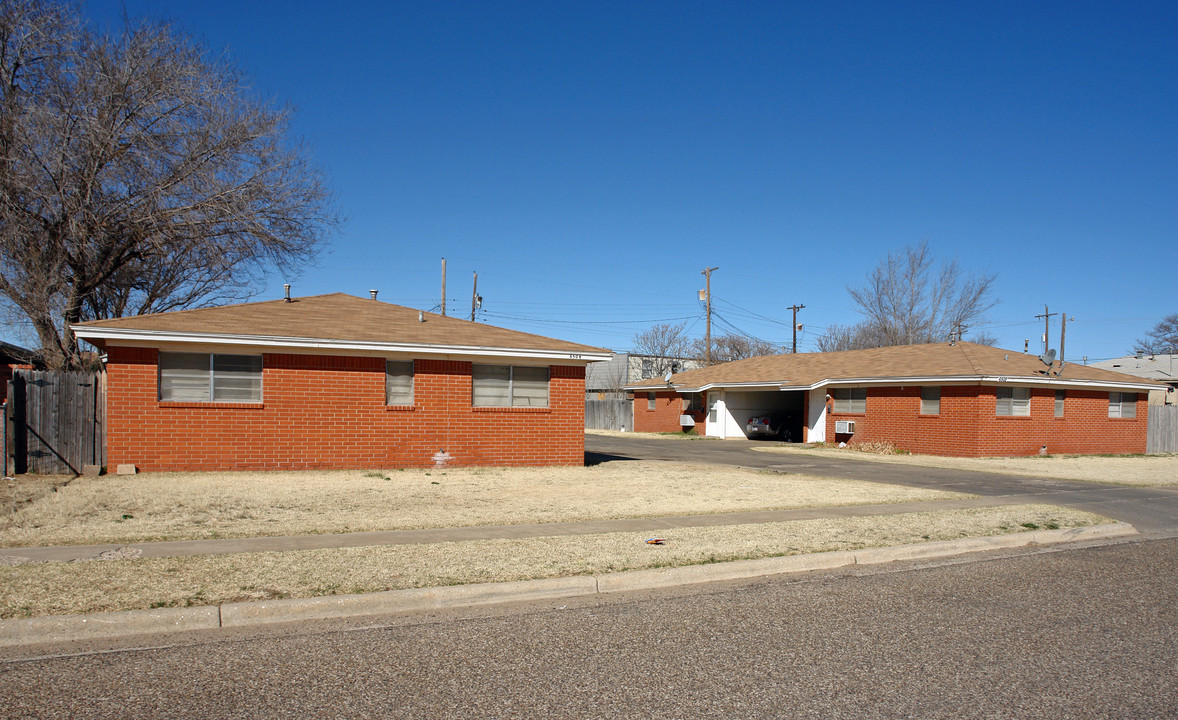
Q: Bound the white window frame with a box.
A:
[159,352,262,402]
[1109,392,1137,419]
[833,388,866,414]
[647,391,657,410]
[472,364,549,408]
[920,386,941,415]
[996,387,1030,417]
[385,360,414,406]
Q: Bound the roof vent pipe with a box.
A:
[419,310,424,322]
[283,284,291,303]
[369,289,378,300]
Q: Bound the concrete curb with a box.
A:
[0,606,220,647]
[220,576,598,627]
[0,523,1140,648]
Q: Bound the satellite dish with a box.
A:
[664,370,674,384]
[1038,349,1056,367]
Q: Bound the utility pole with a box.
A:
[1060,313,1071,365]
[788,304,805,353]
[470,271,480,322]
[701,266,719,365]
[440,258,447,317]
[1034,305,1057,352]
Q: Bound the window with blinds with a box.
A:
[1108,392,1137,419]
[386,361,414,405]
[920,386,941,415]
[159,352,261,402]
[995,387,1030,416]
[832,388,866,414]
[472,365,549,407]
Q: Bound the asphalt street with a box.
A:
[1,539,1175,719]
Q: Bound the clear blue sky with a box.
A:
[80,0,1175,362]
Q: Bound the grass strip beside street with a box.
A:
[0,504,1108,618]
[1,463,971,548]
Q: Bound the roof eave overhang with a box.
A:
[71,327,612,363]
[646,381,790,393]
[643,374,1161,394]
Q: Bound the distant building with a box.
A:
[585,353,703,397]
[0,340,36,404]
[1090,354,1177,405]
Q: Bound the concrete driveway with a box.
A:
[586,433,1178,533]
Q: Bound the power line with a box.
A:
[711,296,795,328]
[480,312,699,326]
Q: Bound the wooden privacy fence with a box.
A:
[6,369,106,475]
[586,396,632,432]
[1147,405,1177,454]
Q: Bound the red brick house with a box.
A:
[72,293,610,471]
[627,342,1162,457]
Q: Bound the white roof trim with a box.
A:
[71,327,612,363]
[655,373,1159,394]
[813,375,1159,391]
[626,381,784,392]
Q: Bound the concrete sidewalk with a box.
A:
[2,494,1033,564]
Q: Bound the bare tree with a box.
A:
[817,242,998,352]
[1135,314,1178,354]
[815,322,880,352]
[632,321,693,377]
[0,0,339,368]
[693,333,781,365]
[817,320,997,352]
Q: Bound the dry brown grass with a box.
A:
[0,504,1106,618]
[753,445,1178,486]
[0,475,72,517]
[0,463,970,549]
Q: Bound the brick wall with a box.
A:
[827,385,1148,457]
[632,390,702,434]
[104,346,587,471]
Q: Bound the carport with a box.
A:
[704,386,807,441]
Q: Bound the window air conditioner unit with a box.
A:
[835,420,856,434]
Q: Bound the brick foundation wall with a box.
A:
[105,346,587,471]
[827,385,1148,457]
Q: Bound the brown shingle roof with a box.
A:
[629,342,1163,391]
[73,293,610,358]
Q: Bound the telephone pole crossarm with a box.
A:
[701,267,719,365]
[1034,305,1058,352]
[788,304,805,353]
